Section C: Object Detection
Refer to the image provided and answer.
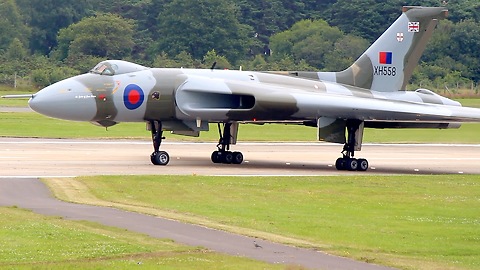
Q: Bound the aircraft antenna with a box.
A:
[210,61,217,71]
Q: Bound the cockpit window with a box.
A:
[96,64,107,73]
[90,62,115,75]
[90,60,149,76]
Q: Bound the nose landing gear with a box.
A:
[149,120,170,165]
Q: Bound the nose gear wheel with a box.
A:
[151,151,170,166]
[149,120,170,166]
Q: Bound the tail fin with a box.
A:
[315,6,448,92]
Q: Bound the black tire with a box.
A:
[346,158,358,171]
[357,158,369,171]
[151,152,158,165]
[223,151,234,164]
[335,158,346,170]
[152,151,169,166]
[211,151,221,163]
[232,151,243,164]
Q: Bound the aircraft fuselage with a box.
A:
[29,66,461,128]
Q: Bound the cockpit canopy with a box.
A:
[90,60,149,76]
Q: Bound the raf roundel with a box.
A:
[123,84,145,110]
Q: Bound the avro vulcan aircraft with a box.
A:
[7,6,480,171]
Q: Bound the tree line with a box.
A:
[0,0,479,91]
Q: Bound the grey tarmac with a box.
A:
[0,106,32,113]
[1,138,480,176]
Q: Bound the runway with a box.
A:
[1,138,479,269]
[1,138,480,176]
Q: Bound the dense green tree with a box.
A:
[238,54,315,71]
[235,0,327,55]
[269,19,344,69]
[239,54,270,71]
[15,0,93,54]
[0,38,29,87]
[54,13,135,61]
[421,19,480,83]
[327,0,439,41]
[5,38,27,61]
[153,52,186,68]
[237,0,301,37]
[1,0,478,90]
[0,0,30,51]
[271,56,314,71]
[323,34,369,71]
[175,51,202,68]
[449,19,480,81]
[203,49,232,70]
[303,0,336,18]
[155,0,252,63]
[93,0,157,60]
[236,0,335,38]
[447,0,480,22]
[31,66,79,88]
[152,51,203,68]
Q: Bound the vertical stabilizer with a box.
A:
[316,6,448,91]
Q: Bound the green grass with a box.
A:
[0,112,148,139]
[57,174,480,270]
[458,99,480,108]
[0,207,282,269]
[1,112,480,143]
[365,123,480,143]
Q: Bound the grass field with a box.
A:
[0,207,282,269]
[44,175,480,270]
[1,112,480,143]
[457,99,480,108]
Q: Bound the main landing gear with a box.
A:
[335,120,369,171]
[211,123,244,164]
[149,120,170,166]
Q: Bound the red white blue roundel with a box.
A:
[123,84,144,110]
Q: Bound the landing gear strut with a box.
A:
[211,123,243,164]
[149,120,170,165]
[335,120,369,171]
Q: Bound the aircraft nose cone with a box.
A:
[29,78,97,121]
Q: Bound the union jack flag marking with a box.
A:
[408,22,420,32]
